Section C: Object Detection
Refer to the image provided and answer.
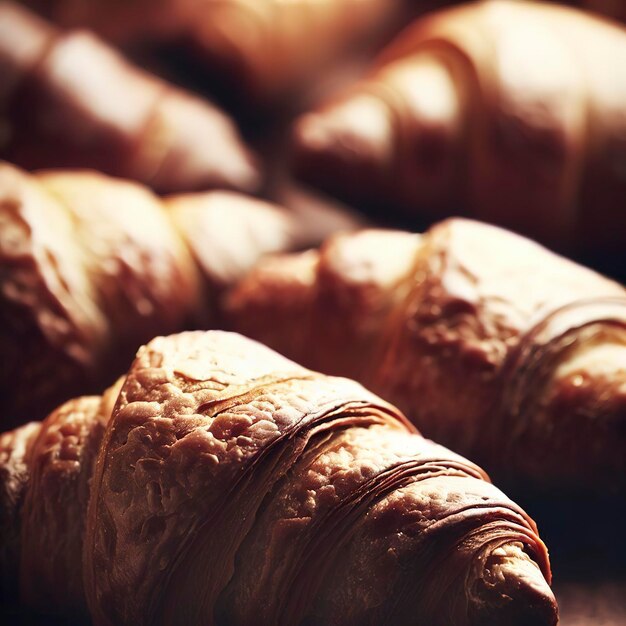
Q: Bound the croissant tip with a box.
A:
[179,149,262,195]
[467,543,558,626]
[227,153,262,193]
[295,93,392,153]
[293,102,393,195]
[293,114,334,159]
[292,114,344,191]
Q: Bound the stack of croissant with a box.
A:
[1,0,625,624]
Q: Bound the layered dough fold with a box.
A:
[293,0,626,253]
[0,162,310,424]
[0,330,556,625]
[227,219,626,490]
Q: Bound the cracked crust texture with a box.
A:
[19,393,112,615]
[83,331,555,625]
[226,218,626,491]
[1,331,557,624]
[0,383,119,614]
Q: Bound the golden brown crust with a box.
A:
[1,162,330,426]
[0,2,259,193]
[0,382,121,614]
[0,163,201,424]
[226,229,423,376]
[19,395,107,615]
[228,229,423,379]
[84,331,391,624]
[494,301,626,487]
[227,219,626,491]
[0,421,40,603]
[0,163,107,422]
[225,249,321,364]
[37,170,200,349]
[309,229,422,379]
[293,0,626,253]
[167,191,297,301]
[219,424,515,625]
[80,331,554,626]
[374,220,626,486]
[0,330,556,624]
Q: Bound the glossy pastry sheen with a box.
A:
[227,219,626,491]
[0,330,557,625]
[293,0,626,253]
[0,2,258,192]
[0,162,316,426]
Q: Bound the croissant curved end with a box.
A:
[467,542,558,626]
[293,94,394,190]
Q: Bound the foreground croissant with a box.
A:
[0,2,258,192]
[0,161,330,426]
[0,330,557,625]
[227,219,626,492]
[293,0,626,253]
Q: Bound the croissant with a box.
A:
[0,160,327,427]
[292,0,626,254]
[17,0,406,104]
[226,219,626,492]
[0,330,557,624]
[0,2,259,193]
